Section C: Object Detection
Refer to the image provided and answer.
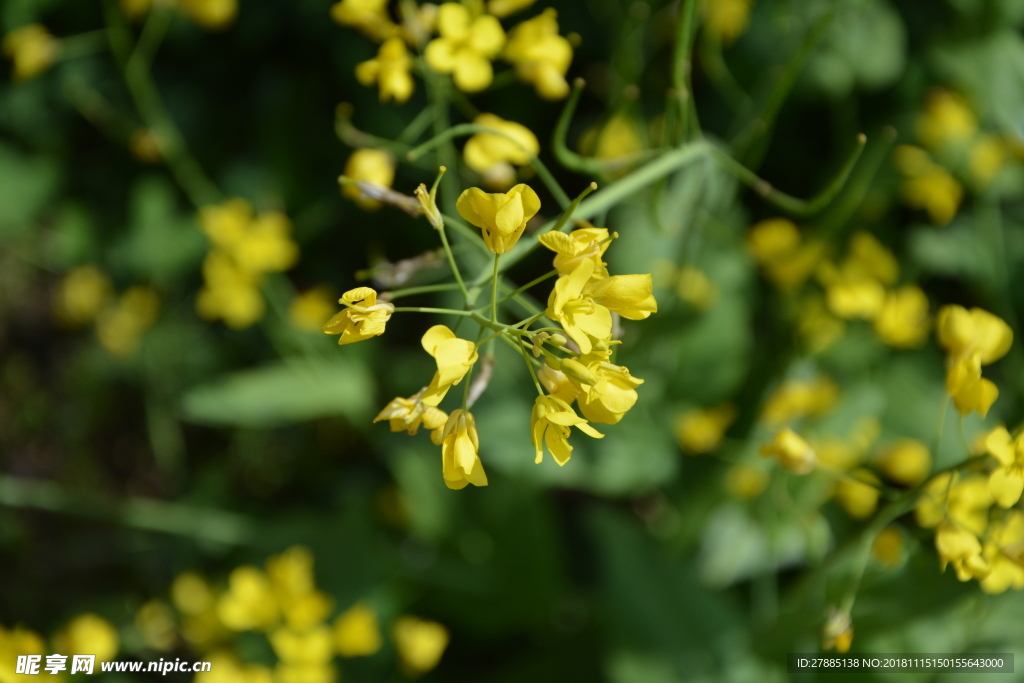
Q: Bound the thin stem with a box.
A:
[437,222,471,301]
[441,213,490,254]
[708,134,867,217]
[393,306,474,316]
[396,105,437,145]
[127,3,173,72]
[57,30,111,60]
[104,0,219,208]
[384,283,461,300]
[672,0,700,143]
[407,123,571,208]
[491,253,500,325]
[335,104,414,157]
[516,338,545,395]
[500,269,558,304]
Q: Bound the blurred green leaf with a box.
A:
[180,358,374,426]
[0,142,59,239]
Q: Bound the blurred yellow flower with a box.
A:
[703,0,753,45]
[0,627,45,683]
[797,295,845,353]
[289,286,337,331]
[217,566,280,631]
[197,652,273,683]
[760,427,816,474]
[747,218,825,292]
[675,267,717,310]
[895,145,963,225]
[916,472,992,535]
[420,325,478,406]
[53,265,113,327]
[818,263,886,321]
[531,394,603,465]
[95,285,160,357]
[269,625,336,683]
[53,614,119,661]
[821,609,853,653]
[322,287,395,346]
[233,212,299,274]
[935,520,989,582]
[393,616,449,675]
[845,231,899,286]
[3,24,59,82]
[342,149,396,210]
[537,364,580,405]
[724,462,768,500]
[196,253,265,329]
[762,377,837,425]
[334,603,382,657]
[487,0,535,18]
[835,469,880,520]
[874,285,930,348]
[463,113,539,189]
[424,2,505,92]
[135,600,176,651]
[179,0,237,29]
[871,526,904,568]
[916,89,976,151]
[504,8,573,99]
[579,114,645,168]
[983,426,1024,508]
[439,409,488,489]
[946,354,999,417]
[969,135,1006,187]
[675,404,736,454]
[456,183,540,254]
[356,37,415,103]
[172,572,216,615]
[873,439,931,487]
[936,305,1013,365]
[331,0,397,41]
[979,511,1024,594]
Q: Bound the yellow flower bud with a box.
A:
[760,428,816,474]
[455,184,540,254]
[835,469,880,520]
[393,616,449,675]
[342,149,396,211]
[873,439,931,486]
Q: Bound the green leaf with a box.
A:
[180,358,374,427]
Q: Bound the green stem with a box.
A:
[708,134,867,217]
[396,105,437,145]
[672,0,700,143]
[407,123,571,208]
[393,306,474,316]
[384,283,462,300]
[104,0,220,208]
[0,475,254,545]
[437,222,471,301]
[516,338,545,395]
[499,269,558,304]
[127,3,173,72]
[491,253,500,325]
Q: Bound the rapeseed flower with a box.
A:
[53,266,113,327]
[374,390,449,435]
[983,427,1024,508]
[342,149,396,210]
[420,325,478,405]
[322,287,395,345]
[545,260,612,354]
[331,0,398,41]
[463,113,539,189]
[393,616,449,675]
[334,603,382,657]
[874,286,930,348]
[675,404,736,454]
[503,8,573,99]
[356,37,415,103]
[539,225,613,280]
[439,409,488,489]
[456,183,540,254]
[424,2,505,92]
[873,439,931,486]
[530,394,603,465]
[53,614,119,662]
[3,25,58,82]
[760,427,816,474]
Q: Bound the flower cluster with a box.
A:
[132,546,449,680]
[0,614,120,677]
[195,199,300,330]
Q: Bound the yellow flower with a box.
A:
[969,135,1006,187]
[179,0,237,29]
[818,263,886,320]
[266,545,316,598]
[531,394,603,465]
[946,353,999,417]
[342,149,396,210]
[0,626,45,683]
[724,463,768,500]
[487,0,535,18]
[895,146,963,225]
[504,8,573,99]
[289,286,337,332]
[53,614,119,662]
[463,114,539,189]
[198,198,252,251]
[95,285,161,357]
[935,520,990,582]
[916,472,992,535]
[844,231,899,285]
[747,218,800,263]
[439,409,487,489]
[330,0,398,41]
[537,364,580,404]
[586,273,658,320]
[322,287,395,345]
[675,267,717,310]
[760,427,816,474]
[172,572,216,615]
[374,390,449,435]
[196,253,265,329]
[53,265,113,327]
[871,526,905,568]
[984,426,1024,508]
[835,469,881,520]
[456,184,540,254]
[559,357,644,425]
[979,511,1024,594]
[232,211,299,274]
[420,325,478,406]
[797,295,845,353]
[3,24,59,82]
[821,609,853,654]
[356,37,415,103]
[579,114,645,169]
[538,225,613,280]
[334,603,382,657]
[135,600,176,651]
[270,625,336,683]
[761,377,837,425]
[916,89,976,150]
[545,260,612,355]
[217,566,280,631]
[675,404,736,454]
[873,439,931,487]
[393,616,449,675]
[936,305,1013,365]
[874,286,930,348]
[703,0,753,45]
[424,2,505,92]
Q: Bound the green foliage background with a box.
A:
[3,0,1024,680]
